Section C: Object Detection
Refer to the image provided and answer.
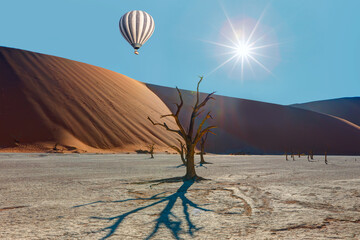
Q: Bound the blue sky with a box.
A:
[1,0,359,105]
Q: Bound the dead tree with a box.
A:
[167,139,186,165]
[148,77,216,180]
[53,143,59,151]
[200,132,211,164]
[325,151,328,164]
[285,152,288,161]
[147,143,155,158]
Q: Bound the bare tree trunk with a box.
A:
[325,151,328,164]
[180,154,186,165]
[200,149,206,164]
[185,147,196,180]
[200,144,205,164]
[200,132,209,164]
[180,143,186,165]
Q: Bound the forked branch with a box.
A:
[194,126,217,145]
[147,117,182,136]
[193,111,214,143]
[188,91,216,138]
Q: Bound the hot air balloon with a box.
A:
[119,10,155,55]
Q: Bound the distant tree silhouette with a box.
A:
[200,132,212,164]
[147,143,155,158]
[325,151,328,164]
[53,143,59,151]
[148,77,216,180]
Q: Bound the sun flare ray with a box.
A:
[245,4,268,46]
[206,54,238,77]
[200,39,238,50]
[247,54,274,76]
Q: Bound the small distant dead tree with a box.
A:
[298,152,301,158]
[200,132,211,164]
[14,138,20,146]
[310,150,314,160]
[307,153,310,161]
[325,151,328,164]
[148,77,216,180]
[147,143,155,158]
[291,152,295,161]
[53,143,59,151]
[285,152,288,161]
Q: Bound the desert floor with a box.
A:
[0,153,359,239]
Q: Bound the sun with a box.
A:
[236,43,251,58]
[203,5,280,80]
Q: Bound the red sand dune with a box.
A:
[1,46,359,154]
[147,84,360,155]
[292,97,360,127]
[0,47,179,152]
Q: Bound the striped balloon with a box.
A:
[119,10,155,55]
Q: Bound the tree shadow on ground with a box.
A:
[73,177,212,240]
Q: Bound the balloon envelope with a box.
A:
[119,10,155,54]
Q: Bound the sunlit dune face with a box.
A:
[204,7,281,81]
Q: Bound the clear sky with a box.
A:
[1,0,359,105]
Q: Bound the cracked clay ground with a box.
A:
[0,153,359,239]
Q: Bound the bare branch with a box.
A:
[168,145,182,154]
[164,138,186,165]
[175,87,183,117]
[160,114,173,118]
[207,130,216,136]
[194,126,217,144]
[193,112,213,142]
[147,117,182,135]
[187,77,215,139]
[188,77,205,138]
[167,87,187,138]
[202,131,209,143]
[195,76,203,109]
[176,138,187,165]
[196,92,216,111]
[195,109,205,118]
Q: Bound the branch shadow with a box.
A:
[196,164,207,169]
[74,178,212,240]
[167,164,186,169]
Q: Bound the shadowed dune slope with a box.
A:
[292,97,360,127]
[147,84,360,155]
[0,47,178,152]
